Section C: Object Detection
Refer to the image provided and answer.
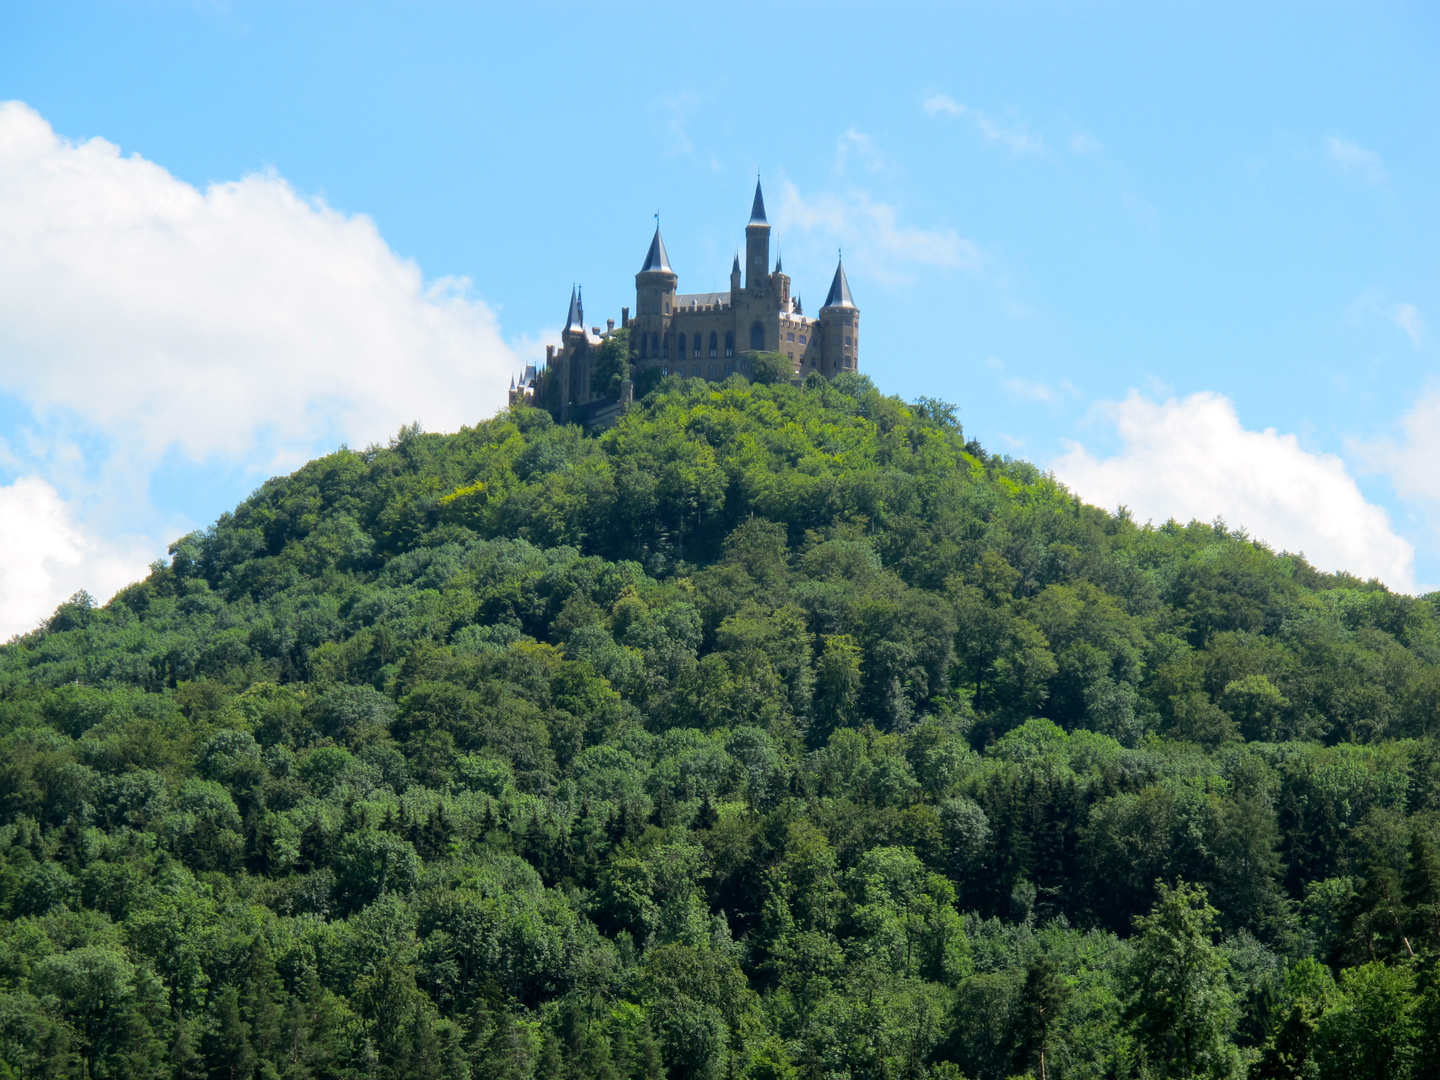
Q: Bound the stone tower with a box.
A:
[818,258,858,376]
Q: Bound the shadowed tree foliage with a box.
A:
[0,374,1437,1077]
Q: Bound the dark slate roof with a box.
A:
[675,292,729,309]
[640,226,673,273]
[749,179,768,225]
[822,260,856,309]
[774,250,783,273]
[732,251,741,274]
[564,285,585,333]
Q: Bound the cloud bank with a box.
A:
[0,101,517,636]
[1052,391,1416,591]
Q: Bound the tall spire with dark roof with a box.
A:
[749,178,768,226]
[822,258,855,309]
[639,225,672,273]
[774,249,783,274]
[564,285,584,333]
[732,251,741,274]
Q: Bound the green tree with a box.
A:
[1125,881,1239,1079]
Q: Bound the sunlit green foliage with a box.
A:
[1,374,1440,1077]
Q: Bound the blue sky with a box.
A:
[0,1,1437,633]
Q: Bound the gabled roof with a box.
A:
[749,179,768,226]
[822,259,856,309]
[640,226,672,273]
[564,285,585,333]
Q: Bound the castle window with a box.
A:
[651,332,660,354]
[661,365,669,376]
[787,332,795,342]
[709,331,717,357]
[692,364,701,377]
[662,335,670,359]
[725,362,734,376]
[844,336,852,346]
[724,332,734,357]
[749,322,764,350]
[677,333,686,358]
[664,301,670,314]
[798,335,807,344]
[787,352,793,360]
[708,364,716,377]
[694,337,702,358]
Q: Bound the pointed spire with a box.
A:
[749,177,768,226]
[732,251,741,274]
[774,249,783,274]
[640,225,672,273]
[823,258,855,309]
[564,285,585,333]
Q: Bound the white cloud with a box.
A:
[1326,136,1387,185]
[1354,388,1440,509]
[1051,391,1416,591]
[0,477,154,639]
[922,95,1045,154]
[1005,378,1057,403]
[0,100,518,631]
[1069,132,1101,154]
[776,180,980,285]
[836,128,884,173]
[1390,303,1423,345]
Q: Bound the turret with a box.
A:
[770,250,790,310]
[563,285,586,342]
[634,224,678,364]
[744,179,770,291]
[818,257,859,374]
[730,251,741,295]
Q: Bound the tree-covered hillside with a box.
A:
[0,373,1438,1079]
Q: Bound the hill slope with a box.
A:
[1,373,1438,1079]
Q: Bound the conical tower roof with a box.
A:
[822,259,855,309]
[564,285,585,333]
[640,226,672,273]
[748,179,768,226]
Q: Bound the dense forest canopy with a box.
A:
[0,371,1437,1079]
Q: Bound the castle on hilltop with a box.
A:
[510,180,859,427]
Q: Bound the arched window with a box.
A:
[651,332,660,355]
[749,322,764,350]
[662,335,670,359]
[724,331,734,357]
[694,336,702,358]
[677,333,686,358]
[709,332,718,358]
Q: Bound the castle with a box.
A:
[511,180,859,427]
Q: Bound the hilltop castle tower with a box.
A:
[512,180,859,427]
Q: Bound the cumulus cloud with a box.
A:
[922,95,1045,154]
[1326,136,1387,185]
[1354,388,1440,510]
[776,180,980,285]
[0,100,518,631]
[0,477,154,639]
[1051,391,1416,591]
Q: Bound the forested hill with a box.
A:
[1,372,1438,1080]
